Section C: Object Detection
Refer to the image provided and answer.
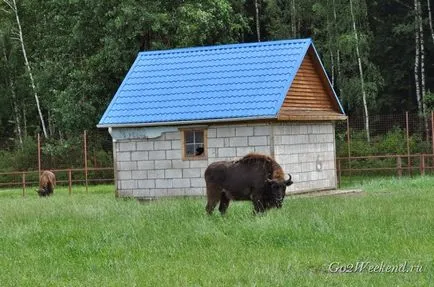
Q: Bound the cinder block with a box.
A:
[254,146,270,154]
[149,150,166,160]
[189,188,205,196]
[173,178,190,188]
[191,178,205,188]
[172,160,190,169]
[208,138,224,148]
[136,141,154,151]
[119,142,136,152]
[156,179,173,189]
[165,169,182,179]
[182,168,201,178]
[131,151,148,161]
[155,160,172,169]
[137,179,156,189]
[236,147,253,157]
[171,140,181,150]
[235,126,254,137]
[117,152,131,162]
[229,137,248,147]
[248,136,267,146]
[147,170,165,179]
[118,161,137,171]
[217,127,236,138]
[118,171,132,180]
[120,180,136,189]
[166,150,181,160]
[155,141,172,150]
[137,161,154,170]
[207,148,217,158]
[189,160,208,168]
[218,147,236,157]
[254,126,270,136]
[207,128,217,138]
[132,170,145,180]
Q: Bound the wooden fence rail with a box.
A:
[336,153,434,187]
[0,167,114,196]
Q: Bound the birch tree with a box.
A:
[413,0,424,119]
[3,0,48,138]
[428,0,434,43]
[350,0,370,142]
[254,0,261,41]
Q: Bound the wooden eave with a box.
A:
[278,46,346,121]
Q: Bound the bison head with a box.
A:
[266,174,293,208]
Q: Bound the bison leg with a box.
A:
[205,183,222,215]
[251,192,265,214]
[218,192,230,215]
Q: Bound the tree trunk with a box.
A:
[2,44,23,147]
[333,0,343,103]
[350,0,370,142]
[327,0,335,86]
[291,0,296,37]
[417,0,428,139]
[5,0,48,138]
[428,0,434,43]
[414,0,422,114]
[254,0,261,41]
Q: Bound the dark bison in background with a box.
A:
[204,153,293,214]
[37,170,56,197]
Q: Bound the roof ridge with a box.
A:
[138,38,312,56]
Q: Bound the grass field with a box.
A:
[0,178,433,286]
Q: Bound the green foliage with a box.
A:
[423,90,434,112]
[1,0,434,166]
[0,179,433,285]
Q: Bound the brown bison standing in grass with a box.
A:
[204,153,293,215]
[37,170,56,197]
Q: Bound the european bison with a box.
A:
[204,153,293,214]
[37,170,56,197]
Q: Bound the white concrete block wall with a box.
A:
[113,121,337,198]
[274,122,337,192]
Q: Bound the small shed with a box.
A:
[98,38,346,199]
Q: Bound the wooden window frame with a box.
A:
[180,128,208,160]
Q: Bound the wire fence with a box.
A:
[336,111,434,185]
[1,112,434,193]
[0,130,114,194]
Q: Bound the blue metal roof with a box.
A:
[98,38,336,127]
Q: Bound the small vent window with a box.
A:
[181,129,207,160]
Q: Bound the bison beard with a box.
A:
[204,153,293,214]
[37,170,56,197]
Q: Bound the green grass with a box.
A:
[0,179,433,286]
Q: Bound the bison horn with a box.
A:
[285,174,293,186]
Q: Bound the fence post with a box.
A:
[84,130,88,193]
[420,154,425,176]
[406,112,411,175]
[431,111,434,171]
[22,172,26,197]
[397,156,402,177]
[68,169,72,195]
[38,133,41,181]
[346,117,351,178]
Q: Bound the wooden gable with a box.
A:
[278,47,346,121]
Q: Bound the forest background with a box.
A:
[0,0,433,171]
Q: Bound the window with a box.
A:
[181,129,207,160]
